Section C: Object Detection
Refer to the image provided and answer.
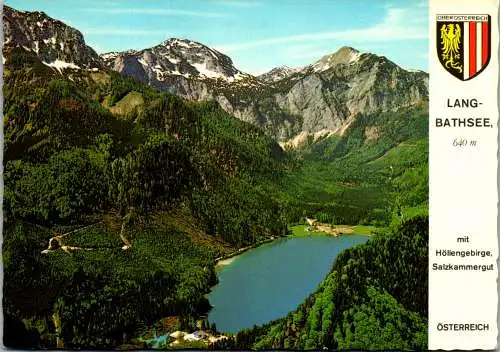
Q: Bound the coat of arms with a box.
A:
[437,14,491,80]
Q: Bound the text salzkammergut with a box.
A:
[432,263,494,271]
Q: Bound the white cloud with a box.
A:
[215,4,427,53]
[82,7,226,18]
[213,0,263,7]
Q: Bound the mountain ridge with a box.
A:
[3,5,102,69]
[99,39,428,142]
[101,38,254,83]
[3,5,429,144]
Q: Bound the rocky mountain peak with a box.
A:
[3,5,102,70]
[311,46,363,72]
[160,38,203,49]
[258,65,302,83]
[101,37,253,84]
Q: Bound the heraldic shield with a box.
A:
[437,14,491,81]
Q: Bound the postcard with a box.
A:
[1,0,497,350]
[429,0,498,349]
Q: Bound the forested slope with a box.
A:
[3,47,287,348]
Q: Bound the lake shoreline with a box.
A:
[289,223,380,237]
[214,224,376,267]
[214,236,279,266]
[208,234,370,332]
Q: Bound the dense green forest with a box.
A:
[3,48,287,348]
[3,47,428,349]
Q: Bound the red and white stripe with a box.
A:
[463,20,489,79]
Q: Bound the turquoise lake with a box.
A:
[207,234,369,333]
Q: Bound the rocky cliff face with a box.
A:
[219,47,428,142]
[101,38,254,87]
[103,43,428,142]
[3,5,102,69]
[4,5,428,144]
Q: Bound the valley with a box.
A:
[3,5,428,350]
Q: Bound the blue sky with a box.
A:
[6,0,428,74]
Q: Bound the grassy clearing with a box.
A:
[290,225,330,237]
[290,224,380,237]
[350,225,379,235]
[109,91,144,116]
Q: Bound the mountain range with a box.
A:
[2,5,429,350]
[3,5,428,145]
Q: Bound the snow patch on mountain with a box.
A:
[43,59,80,73]
[101,38,254,84]
[100,52,120,60]
[349,51,361,64]
[406,68,424,73]
[258,65,304,83]
[3,5,103,69]
[172,39,191,48]
[166,56,180,64]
